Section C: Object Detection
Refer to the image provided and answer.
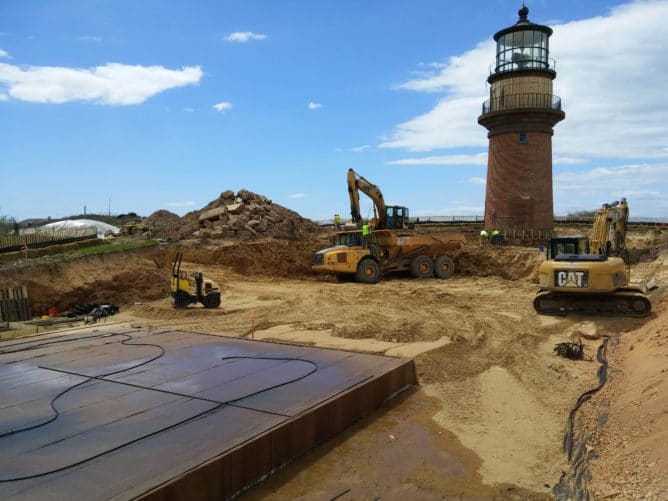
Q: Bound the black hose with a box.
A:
[553,336,611,500]
[0,333,318,483]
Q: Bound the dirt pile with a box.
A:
[171,236,332,278]
[139,210,183,240]
[136,190,323,243]
[455,243,544,281]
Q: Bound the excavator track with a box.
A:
[534,288,651,318]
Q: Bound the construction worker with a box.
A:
[479,229,489,247]
[362,222,371,246]
[491,229,502,245]
[334,213,341,230]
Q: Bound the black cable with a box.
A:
[0,336,319,483]
[553,337,610,500]
[0,331,126,355]
[218,355,318,404]
[1,332,163,438]
[562,337,610,461]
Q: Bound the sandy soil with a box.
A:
[1,231,667,499]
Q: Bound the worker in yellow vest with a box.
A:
[479,229,489,247]
[362,222,371,246]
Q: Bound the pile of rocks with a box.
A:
[195,189,321,241]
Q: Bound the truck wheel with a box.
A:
[434,255,455,279]
[410,256,434,279]
[356,258,381,284]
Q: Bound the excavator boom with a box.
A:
[589,198,628,255]
[347,168,386,226]
[347,168,410,230]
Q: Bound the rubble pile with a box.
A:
[194,189,321,241]
[131,190,321,242]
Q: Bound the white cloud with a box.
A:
[396,42,491,95]
[351,145,371,152]
[308,101,321,110]
[183,107,194,112]
[225,32,268,43]
[0,49,8,58]
[166,201,197,208]
[468,177,486,185]
[0,62,202,105]
[382,0,668,162]
[213,101,232,112]
[288,193,306,199]
[380,96,487,151]
[554,163,668,216]
[0,93,8,101]
[553,157,590,165]
[388,152,487,165]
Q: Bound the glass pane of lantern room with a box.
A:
[530,30,539,47]
[498,34,506,52]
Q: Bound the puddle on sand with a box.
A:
[240,388,551,500]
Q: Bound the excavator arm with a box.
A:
[347,168,386,227]
[589,198,628,256]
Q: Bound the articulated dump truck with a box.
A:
[312,228,464,284]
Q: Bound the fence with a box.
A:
[318,216,667,227]
[0,226,98,254]
[0,286,31,322]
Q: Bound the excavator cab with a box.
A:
[547,237,589,259]
[384,206,412,230]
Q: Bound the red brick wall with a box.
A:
[484,131,553,230]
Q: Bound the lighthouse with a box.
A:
[478,5,564,231]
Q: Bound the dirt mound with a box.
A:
[140,210,183,240]
[455,243,544,281]
[171,236,331,278]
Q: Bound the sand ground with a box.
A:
[1,234,666,499]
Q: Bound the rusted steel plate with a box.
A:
[0,328,416,500]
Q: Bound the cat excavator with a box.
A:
[534,198,651,317]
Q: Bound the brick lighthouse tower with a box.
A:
[478,5,564,231]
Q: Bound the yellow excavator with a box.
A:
[346,168,412,230]
[170,252,221,308]
[534,198,651,317]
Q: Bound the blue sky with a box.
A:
[1,0,667,222]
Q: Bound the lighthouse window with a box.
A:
[519,131,528,143]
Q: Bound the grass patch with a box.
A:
[69,239,158,257]
[0,239,159,269]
